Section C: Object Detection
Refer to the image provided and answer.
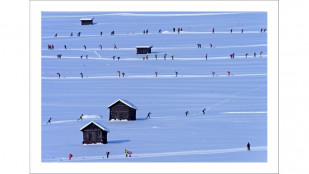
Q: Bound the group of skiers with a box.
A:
[117,71,125,77]
[143,29,149,34]
[80,55,88,59]
[172,27,183,33]
[185,108,207,117]
[47,45,55,49]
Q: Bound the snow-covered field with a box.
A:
[41,12,267,162]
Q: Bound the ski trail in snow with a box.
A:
[44,146,267,162]
[92,50,102,58]
[41,44,266,51]
[223,111,267,114]
[42,118,102,125]
[42,73,266,80]
[41,55,267,60]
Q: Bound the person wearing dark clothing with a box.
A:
[212,28,215,33]
[54,33,57,37]
[80,72,83,78]
[146,55,148,60]
[260,51,263,57]
[47,117,52,124]
[202,108,206,115]
[86,55,88,59]
[230,29,233,33]
[57,72,60,79]
[111,30,114,35]
[155,72,158,77]
[77,32,81,37]
[247,142,251,151]
[210,43,213,48]
[80,55,83,59]
[159,29,161,33]
[171,55,174,60]
[175,71,178,77]
[212,71,215,77]
[83,45,86,50]
[113,56,116,60]
[122,72,125,77]
[205,53,208,60]
[64,45,67,49]
[146,29,148,34]
[143,30,145,34]
[173,27,175,32]
[146,112,151,119]
[106,152,110,158]
[70,32,73,37]
[254,52,256,58]
[117,57,120,60]
[164,54,167,60]
[264,28,267,32]
[245,53,248,58]
[185,111,189,116]
[100,31,103,36]
[260,28,263,33]
[155,54,158,60]
[113,44,117,49]
[241,29,244,33]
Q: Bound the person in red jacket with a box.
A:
[228,71,231,76]
[69,153,73,160]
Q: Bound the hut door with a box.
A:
[89,131,97,143]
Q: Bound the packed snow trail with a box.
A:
[43,146,267,162]
[42,73,266,80]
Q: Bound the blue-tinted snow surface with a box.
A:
[41,11,267,162]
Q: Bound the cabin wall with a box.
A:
[129,108,136,120]
[109,101,130,120]
[82,123,108,144]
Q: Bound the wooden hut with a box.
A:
[80,121,110,144]
[80,18,94,25]
[136,46,152,54]
[108,99,137,121]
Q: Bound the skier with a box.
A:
[212,71,215,77]
[69,154,73,160]
[117,56,120,60]
[263,28,267,32]
[70,32,73,37]
[230,29,233,33]
[80,55,83,59]
[77,114,83,121]
[260,51,263,57]
[146,55,148,60]
[247,142,251,151]
[100,31,103,36]
[99,45,102,50]
[245,53,249,58]
[64,45,67,49]
[230,53,233,59]
[205,53,208,60]
[122,72,125,77]
[202,108,206,115]
[47,117,52,124]
[241,29,244,33]
[48,45,50,49]
[185,111,189,116]
[86,55,88,59]
[77,32,81,37]
[260,28,263,33]
[178,27,180,34]
[155,54,158,60]
[155,71,158,77]
[143,30,145,34]
[51,45,54,49]
[83,45,86,50]
[171,55,174,60]
[210,43,213,48]
[164,54,167,60]
[173,27,175,32]
[232,53,235,59]
[54,33,57,37]
[111,30,114,35]
[128,151,132,157]
[80,72,83,78]
[181,27,183,31]
[112,56,115,60]
[175,71,178,77]
[146,29,148,34]
[117,71,121,77]
[57,72,60,79]
[159,29,161,33]
[146,112,151,119]
[125,149,128,158]
[228,71,231,76]
[113,44,117,49]
[254,52,256,58]
[106,152,110,158]
[212,28,215,33]
[57,54,62,59]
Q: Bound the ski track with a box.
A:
[223,111,267,114]
[42,73,266,80]
[41,31,266,38]
[41,55,267,61]
[43,146,267,162]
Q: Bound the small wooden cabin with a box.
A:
[80,18,94,25]
[108,99,137,121]
[136,46,152,54]
[80,121,110,144]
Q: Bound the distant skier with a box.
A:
[83,45,86,50]
[47,117,52,124]
[202,108,206,115]
[185,111,189,116]
[175,71,178,77]
[146,29,148,34]
[100,31,103,36]
[113,44,117,49]
[205,53,208,60]
[57,72,60,79]
[212,28,215,33]
[122,72,125,77]
[178,27,180,34]
[146,55,148,60]
[117,71,121,77]
[113,56,116,60]
[241,29,244,33]
[125,149,128,157]
[155,71,158,77]
[197,43,201,48]
[106,152,110,158]
[85,55,88,59]
[260,51,263,57]
[260,28,263,33]
[230,29,233,33]
[171,55,174,60]
[212,71,215,77]
[247,142,251,151]
[232,53,235,59]
[80,72,83,78]
[210,43,213,48]
[77,114,84,121]
[230,54,233,59]
[117,57,120,60]
[228,71,231,76]
[111,30,115,35]
[155,54,158,60]
[99,45,102,50]
[159,29,161,33]
[69,153,73,160]
[181,27,183,31]
[128,151,132,157]
[164,54,167,60]
[146,112,151,119]
[64,45,67,49]
[54,33,57,37]
[245,53,249,58]
[80,55,83,59]
[173,27,175,32]
[51,45,54,49]
[254,52,256,58]
[70,32,73,37]
[263,28,267,32]
[143,30,145,34]
[77,32,81,37]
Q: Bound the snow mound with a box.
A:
[82,114,102,119]
[161,31,170,34]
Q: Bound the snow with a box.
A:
[80,121,110,132]
[41,11,267,162]
[108,99,138,109]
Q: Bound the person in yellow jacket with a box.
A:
[77,114,83,121]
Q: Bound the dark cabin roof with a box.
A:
[108,99,138,110]
[80,121,110,132]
